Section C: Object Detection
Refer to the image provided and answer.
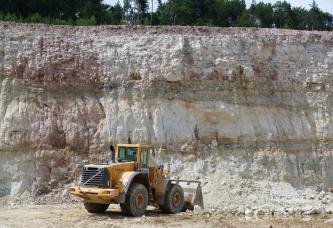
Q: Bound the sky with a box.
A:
[103,0,333,14]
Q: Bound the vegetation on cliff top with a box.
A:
[0,0,332,31]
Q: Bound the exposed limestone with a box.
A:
[0,23,333,212]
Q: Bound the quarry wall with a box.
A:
[1,23,333,212]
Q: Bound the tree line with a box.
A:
[0,0,332,30]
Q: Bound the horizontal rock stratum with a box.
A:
[1,23,333,211]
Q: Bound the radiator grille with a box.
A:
[80,167,108,188]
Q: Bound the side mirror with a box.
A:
[110,144,115,162]
[152,147,156,157]
[110,144,115,153]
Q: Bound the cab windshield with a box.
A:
[118,147,138,162]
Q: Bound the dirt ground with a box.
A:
[0,203,332,228]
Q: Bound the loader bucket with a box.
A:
[171,180,204,210]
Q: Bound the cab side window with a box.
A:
[141,149,148,168]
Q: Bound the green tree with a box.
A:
[155,0,193,25]
[292,7,309,30]
[108,2,122,25]
[190,0,214,25]
[78,0,110,24]
[134,0,149,24]
[30,13,43,23]
[122,0,133,24]
[249,2,273,27]
[272,1,294,28]
[76,16,97,26]
[211,0,246,27]
[323,13,333,30]
[4,12,18,21]
[308,0,332,30]
[0,0,332,30]
[236,11,256,27]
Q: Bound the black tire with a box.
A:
[120,183,148,217]
[84,201,109,213]
[162,184,184,214]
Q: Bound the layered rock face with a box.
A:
[1,23,333,210]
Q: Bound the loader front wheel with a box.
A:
[84,202,109,213]
[162,184,184,214]
[120,183,148,217]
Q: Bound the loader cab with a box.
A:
[115,144,151,170]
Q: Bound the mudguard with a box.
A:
[119,171,150,194]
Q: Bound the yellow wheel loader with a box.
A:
[69,144,204,217]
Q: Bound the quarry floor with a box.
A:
[0,203,332,228]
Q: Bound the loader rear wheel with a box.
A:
[120,183,148,217]
[84,202,109,213]
[162,184,184,214]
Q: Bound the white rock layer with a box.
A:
[0,23,333,210]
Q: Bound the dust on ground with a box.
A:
[0,203,332,228]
